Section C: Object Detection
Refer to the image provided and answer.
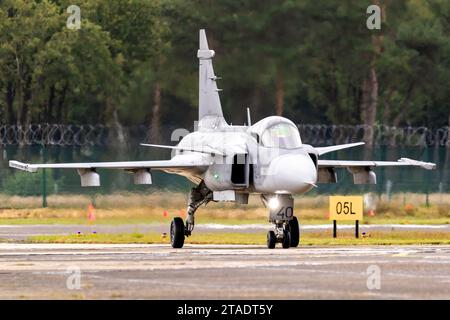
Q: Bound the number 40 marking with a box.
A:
[276,206,293,219]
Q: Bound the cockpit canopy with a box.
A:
[261,122,302,149]
[248,116,302,149]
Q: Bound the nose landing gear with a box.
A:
[262,194,300,249]
[281,229,291,249]
[267,231,276,249]
[289,216,300,247]
[266,221,297,249]
[266,226,291,249]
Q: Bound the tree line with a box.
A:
[0,0,449,145]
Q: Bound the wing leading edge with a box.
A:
[10,157,209,173]
[317,157,436,185]
[9,155,210,187]
[318,157,436,170]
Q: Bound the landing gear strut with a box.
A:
[262,194,300,249]
[170,181,212,249]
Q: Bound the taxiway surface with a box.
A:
[0,243,449,299]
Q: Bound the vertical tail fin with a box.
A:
[197,29,224,120]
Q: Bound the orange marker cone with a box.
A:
[163,210,168,217]
[87,203,96,223]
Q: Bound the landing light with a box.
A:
[268,197,280,210]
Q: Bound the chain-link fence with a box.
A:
[0,124,449,198]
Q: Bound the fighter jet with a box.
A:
[10,29,436,249]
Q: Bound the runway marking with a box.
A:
[391,252,412,257]
[0,243,447,255]
[1,256,448,272]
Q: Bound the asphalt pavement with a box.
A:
[0,243,449,299]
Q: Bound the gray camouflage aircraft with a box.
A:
[10,30,436,249]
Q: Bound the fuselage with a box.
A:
[170,116,318,195]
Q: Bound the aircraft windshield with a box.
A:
[261,123,302,149]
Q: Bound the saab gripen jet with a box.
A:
[10,30,436,249]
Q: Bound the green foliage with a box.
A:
[27,231,450,246]
[3,170,61,196]
[0,0,449,129]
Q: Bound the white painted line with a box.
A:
[198,223,449,230]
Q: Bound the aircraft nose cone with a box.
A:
[267,153,317,194]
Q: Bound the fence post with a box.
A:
[42,168,47,208]
[41,146,47,208]
[425,146,430,207]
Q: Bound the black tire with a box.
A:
[282,230,290,249]
[267,231,276,249]
[289,216,300,247]
[170,217,185,248]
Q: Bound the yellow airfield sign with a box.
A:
[329,196,363,221]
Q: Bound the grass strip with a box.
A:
[28,230,450,246]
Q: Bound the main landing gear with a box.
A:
[170,217,185,248]
[170,181,212,249]
[262,194,300,249]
